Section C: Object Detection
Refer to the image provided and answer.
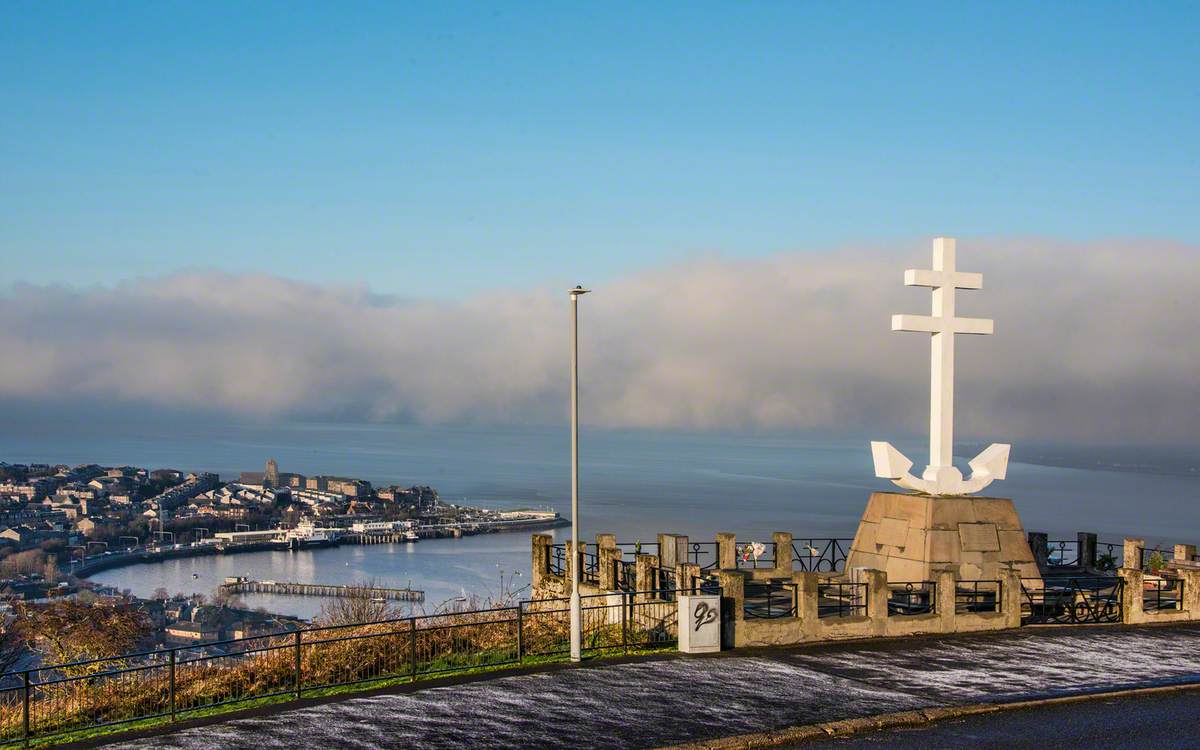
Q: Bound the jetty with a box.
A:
[220,577,424,602]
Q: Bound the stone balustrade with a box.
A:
[530,529,1200,651]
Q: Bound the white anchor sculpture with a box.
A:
[871,238,1010,496]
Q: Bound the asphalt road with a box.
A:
[795,690,1200,749]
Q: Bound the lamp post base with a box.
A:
[569,590,582,662]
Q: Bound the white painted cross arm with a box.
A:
[871,440,1011,496]
[892,314,993,335]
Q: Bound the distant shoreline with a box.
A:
[73,516,567,581]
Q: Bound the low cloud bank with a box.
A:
[0,239,1195,444]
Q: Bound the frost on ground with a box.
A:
[107,657,928,750]
[103,624,1200,750]
[786,623,1200,702]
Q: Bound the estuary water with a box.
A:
[2,422,1196,619]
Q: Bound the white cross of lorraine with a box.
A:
[871,237,1011,496]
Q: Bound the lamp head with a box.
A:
[569,285,591,297]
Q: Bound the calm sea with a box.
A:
[2,422,1196,618]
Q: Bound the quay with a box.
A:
[219,577,424,602]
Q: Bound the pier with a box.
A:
[220,577,425,602]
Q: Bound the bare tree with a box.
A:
[316,579,399,626]
[18,600,150,676]
[0,616,26,676]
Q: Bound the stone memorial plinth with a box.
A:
[846,491,1041,582]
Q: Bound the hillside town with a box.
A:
[0,458,563,658]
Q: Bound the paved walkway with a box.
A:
[93,623,1200,750]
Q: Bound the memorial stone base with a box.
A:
[846,491,1041,583]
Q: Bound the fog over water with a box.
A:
[2,422,1196,619]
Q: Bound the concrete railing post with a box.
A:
[1124,538,1145,571]
[599,547,619,591]
[635,554,659,601]
[1077,532,1097,569]
[595,533,616,551]
[717,569,746,621]
[531,534,553,588]
[679,562,700,593]
[1182,569,1200,616]
[565,540,580,595]
[773,532,793,576]
[716,569,746,648]
[1120,567,1145,624]
[1027,532,1049,571]
[935,568,957,631]
[1174,544,1197,564]
[793,571,819,639]
[1002,568,1023,628]
[864,569,889,634]
[657,534,688,569]
[716,533,737,570]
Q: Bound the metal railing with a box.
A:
[791,538,852,574]
[1144,577,1184,613]
[686,542,720,571]
[613,542,659,556]
[613,558,637,591]
[546,544,566,577]
[579,550,600,586]
[818,581,867,619]
[743,580,797,619]
[956,580,1002,614]
[1140,546,1171,574]
[888,581,935,616]
[0,589,693,747]
[654,567,678,601]
[1046,540,1080,567]
[1096,542,1122,572]
[1021,577,1123,625]
[520,590,683,656]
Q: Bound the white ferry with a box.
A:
[285,522,335,548]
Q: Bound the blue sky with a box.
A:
[2,2,1197,298]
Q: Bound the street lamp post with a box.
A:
[569,285,590,662]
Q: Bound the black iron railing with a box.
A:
[1046,540,1080,567]
[547,544,566,577]
[1096,542,1122,572]
[1144,577,1184,613]
[888,581,935,616]
[579,550,600,586]
[0,589,694,747]
[687,542,720,571]
[956,580,1002,614]
[818,581,867,618]
[1140,546,1171,574]
[613,558,637,591]
[743,580,797,619]
[791,538,852,574]
[521,590,683,656]
[613,541,659,556]
[687,572,722,596]
[654,567,678,601]
[1021,577,1123,625]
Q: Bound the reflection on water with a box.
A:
[91,531,550,619]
